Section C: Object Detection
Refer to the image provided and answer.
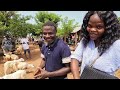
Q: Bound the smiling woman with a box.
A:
[70,11,120,79]
[87,13,105,46]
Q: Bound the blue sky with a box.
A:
[18,11,120,25]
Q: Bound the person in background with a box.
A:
[11,36,16,52]
[2,35,13,55]
[38,37,44,51]
[20,36,31,59]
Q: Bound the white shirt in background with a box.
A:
[20,38,29,50]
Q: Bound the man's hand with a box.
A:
[34,67,41,77]
[34,68,49,79]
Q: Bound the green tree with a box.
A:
[9,13,32,37]
[0,11,33,37]
[59,17,79,42]
[34,11,61,35]
[118,17,120,22]
[0,11,17,35]
[57,27,65,37]
[35,11,61,24]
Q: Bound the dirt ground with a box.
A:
[0,44,73,79]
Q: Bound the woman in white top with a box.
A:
[70,11,120,79]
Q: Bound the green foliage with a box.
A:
[34,11,62,35]
[0,11,80,40]
[0,11,38,39]
[118,17,120,22]
[57,28,65,37]
[9,14,33,37]
[59,16,79,37]
[35,12,79,37]
[35,11,61,25]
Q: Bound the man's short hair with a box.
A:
[42,21,57,32]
